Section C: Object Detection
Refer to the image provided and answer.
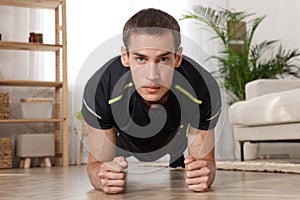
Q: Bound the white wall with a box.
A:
[228,0,300,50]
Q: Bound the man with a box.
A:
[82,8,222,194]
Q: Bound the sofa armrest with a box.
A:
[246,79,300,100]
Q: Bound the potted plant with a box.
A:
[181,6,300,102]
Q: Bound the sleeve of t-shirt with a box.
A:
[81,67,113,130]
[190,73,222,131]
[198,77,222,130]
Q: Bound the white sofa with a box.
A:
[228,79,300,161]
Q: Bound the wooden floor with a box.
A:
[0,163,300,200]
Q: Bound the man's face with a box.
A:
[121,31,182,103]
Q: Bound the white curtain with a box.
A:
[0,6,56,167]
[0,7,53,80]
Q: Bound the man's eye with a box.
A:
[137,57,145,63]
[160,57,169,63]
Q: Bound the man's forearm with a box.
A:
[188,128,216,189]
[87,162,103,190]
[86,126,117,191]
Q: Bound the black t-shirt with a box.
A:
[82,55,221,157]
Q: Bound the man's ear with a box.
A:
[121,47,130,67]
[175,47,183,68]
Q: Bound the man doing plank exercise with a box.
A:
[82,8,222,194]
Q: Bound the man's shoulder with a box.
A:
[95,56,128,76]
[88,56,130,86]
[178,56,218,86]
[175,55,220,102]
[180,56,212,77]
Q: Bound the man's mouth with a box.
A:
[143,84,160,93]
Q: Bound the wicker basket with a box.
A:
[0,93,9,119]
[0,138,12,169]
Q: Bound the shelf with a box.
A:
[0,80,62,87]
[0,0,68,167]
[0,0,60,9]
[0,41,61,52]
[0,118,61,123]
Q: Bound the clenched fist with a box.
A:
[98,156,128,194]
[184,155,215,192]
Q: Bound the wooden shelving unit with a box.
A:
[0,119,61,123]
[0,80,63,87]
[0,41,61,51]
[0,0,69,166]
[0,0,60,9]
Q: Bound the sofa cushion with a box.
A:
[228,88,300,126]
[246,79,300,100]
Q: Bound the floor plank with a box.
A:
[0,163,299,200]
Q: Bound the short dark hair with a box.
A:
[123,8,181,51]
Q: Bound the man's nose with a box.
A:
[146,63,160,81]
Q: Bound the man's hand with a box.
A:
[98,156,128,194]
[184,155,215,192]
